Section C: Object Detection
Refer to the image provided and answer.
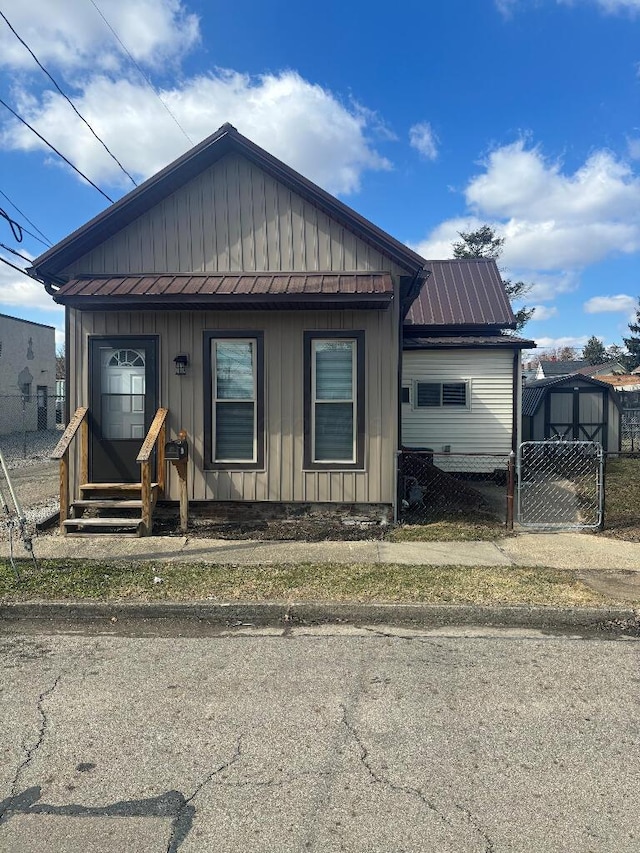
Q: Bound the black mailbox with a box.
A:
[165,439,188,461]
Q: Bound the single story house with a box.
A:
[535,359,625,380]
[30,123,431,533]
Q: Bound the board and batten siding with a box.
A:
[69,307,398,505]
[402,349,514,455]
[60,152,406,279]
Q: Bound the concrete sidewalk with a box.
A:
[31,530,640,571]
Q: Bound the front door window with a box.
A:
[100,348,146,440]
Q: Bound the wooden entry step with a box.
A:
[64,482,161,537]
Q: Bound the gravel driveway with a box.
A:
[0,430,61,538]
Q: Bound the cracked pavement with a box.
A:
[0,623,639,851]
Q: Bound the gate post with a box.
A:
[506,450,515,531]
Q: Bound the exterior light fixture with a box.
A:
[174,354,189,376]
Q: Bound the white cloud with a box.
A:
[534,335,590,352]
[531,305,558,321]
[1,70,392,196]
[409,122,438,160]
[498,0,640,16]
[583,294,638,313]
[0,0,199,72]
[0,255,63,314]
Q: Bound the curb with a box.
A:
[1,600,638,633]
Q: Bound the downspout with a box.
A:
[511,348,520,452]
[396,268,429,522]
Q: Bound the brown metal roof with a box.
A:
[404,334,535,350]
[54,272,394,309]
[404,259,516,329]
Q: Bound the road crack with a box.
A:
[0,675,61,823]
[340,703,449,824]
[166,734,244,853]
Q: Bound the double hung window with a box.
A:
[204,332,264,468]
[304,331,364,469]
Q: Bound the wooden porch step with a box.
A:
[80,482,158,492]
[63,517,142,531]
[72,499,143,510]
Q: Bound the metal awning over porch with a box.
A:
[52,272,395,310]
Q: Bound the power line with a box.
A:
[88,0,194,146]
[0,96,114,203]
[0,253,36,279]
[0,207,23,242]
[0,242,32,263]
[0,9,137,188]
[0,189,52,246]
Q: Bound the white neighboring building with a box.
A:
[402,259,535,470]
[0,313,56,435]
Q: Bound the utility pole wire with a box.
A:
[0,189,52,246]
[0,9,137,188]
[0,253,37,279]
[0,242,32,263]
[0,96,114,203]
[88,0,194,146]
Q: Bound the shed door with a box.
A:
[546,388,608,449]
[89,338,158,482]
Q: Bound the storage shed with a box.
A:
[522,374,621,451]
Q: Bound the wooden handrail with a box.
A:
[136,408,168,463]
[51,407,88,460]
[137,407,168,535]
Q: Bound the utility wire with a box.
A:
[88,0,194,146]
[0,189,51,246]
[0,9,137,188]
[0,207,23,242]
[0,96,114,203]
[0,242,32,263]
[0,253,36,279]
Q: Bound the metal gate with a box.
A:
[517,441,604,529]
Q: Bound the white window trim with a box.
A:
[311,338,357,464]
[212,338,258,463]
[413,380,471,410]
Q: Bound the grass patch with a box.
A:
[0,558,621,607]
[599,456,640,541]
[387,518,506,542]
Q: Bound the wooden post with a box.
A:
[506,450,515,531]
[141,459,151,536]
[157,420,166,496]
[59,451,69,534]
[80,416,89,486]
[174,429,188,533]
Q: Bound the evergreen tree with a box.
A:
[582,336,607,365]
[623,298,640,371]
[452,226,534,331]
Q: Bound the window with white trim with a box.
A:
[304,332,364,469]
[415,381,469,408]
[211,337,259,463]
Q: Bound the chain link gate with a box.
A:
[517,441,604,529]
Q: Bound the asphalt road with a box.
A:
[1,622,638,852]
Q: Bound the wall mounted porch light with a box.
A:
[174,353,189,376]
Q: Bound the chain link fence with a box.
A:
[0,393,65,468]
[621,409,640,452]
[397,449,511,525]
[517,441,603,530]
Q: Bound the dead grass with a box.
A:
[598,456,640,541]
[387,517,507,542]
[0,559,620,607]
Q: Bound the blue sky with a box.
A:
[1,0,639,358]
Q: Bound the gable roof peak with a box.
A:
[30,122,426,281]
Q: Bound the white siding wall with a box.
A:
[402,349,514,454]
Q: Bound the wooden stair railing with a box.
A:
[51,406,89,534]
[136,407,168,535]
